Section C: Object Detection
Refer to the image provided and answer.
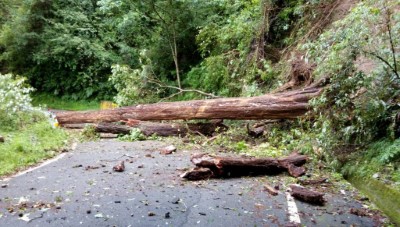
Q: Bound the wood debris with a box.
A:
[113,161,125,172]
[289,184,325,205]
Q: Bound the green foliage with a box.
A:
[0,0,129,99]
[109,61,158,106]
[119,128,147,142]
[341,139,400,198]
[80,125,99,141]
[0,73,38,130]
[303,0,400,153]
[186,0,326,97]
[0,0,328,101]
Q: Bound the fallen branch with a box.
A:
[182,152,308,180]
[289,184,325,205]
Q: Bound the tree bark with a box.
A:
[55,88,321,124]
[62,121,228,137]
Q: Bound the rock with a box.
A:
[113,161,125,172]
[160,145,177,155]
[372,173,379,179]
[165,212,171,219]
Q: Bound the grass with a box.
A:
[32,92,100,111]
[0,121,67,176]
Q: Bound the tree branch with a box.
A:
[146,78,220,102]
[364,51,400,80]
[383,1,399,80]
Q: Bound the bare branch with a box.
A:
[146,78,220,102]
[383,1,399,80]
[364,51,400,80]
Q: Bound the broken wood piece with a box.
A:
[289,184,325,205]
[55,88,322,124]
[113,161,125,172]
[349,208,369,217]
[287,164,306,177]
[247,123,264,138]
[190,152,307,178]
[160,145,177,155]
[180,167,213,181]
[63,121,228,137]
[264,184,279,196]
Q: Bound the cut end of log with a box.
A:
[180,167,213,181]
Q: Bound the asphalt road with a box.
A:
[0,141,385,226]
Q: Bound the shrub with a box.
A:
[0,73,36,130]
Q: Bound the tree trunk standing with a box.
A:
[171,26,181,89]
[55,87,321,124]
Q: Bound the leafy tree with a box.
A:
[0,0,131,99]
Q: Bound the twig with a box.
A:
[28,212,44,223]
[147,78,220,101]
[364,51,399,80]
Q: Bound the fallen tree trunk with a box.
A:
[181,152,307,180]
[63,121,228,137]
[56,88,321,124]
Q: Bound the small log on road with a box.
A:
[189,152,307,178]
[63,121,228,137]
[56,88,322,124]
[264,184,279,196]
[299,178,328,185]
[289,184,325,205]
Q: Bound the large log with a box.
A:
[63,121,228,137]
[182,152,308,180]
[55,88,321,124]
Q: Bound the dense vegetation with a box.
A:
[0,0,399,191]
